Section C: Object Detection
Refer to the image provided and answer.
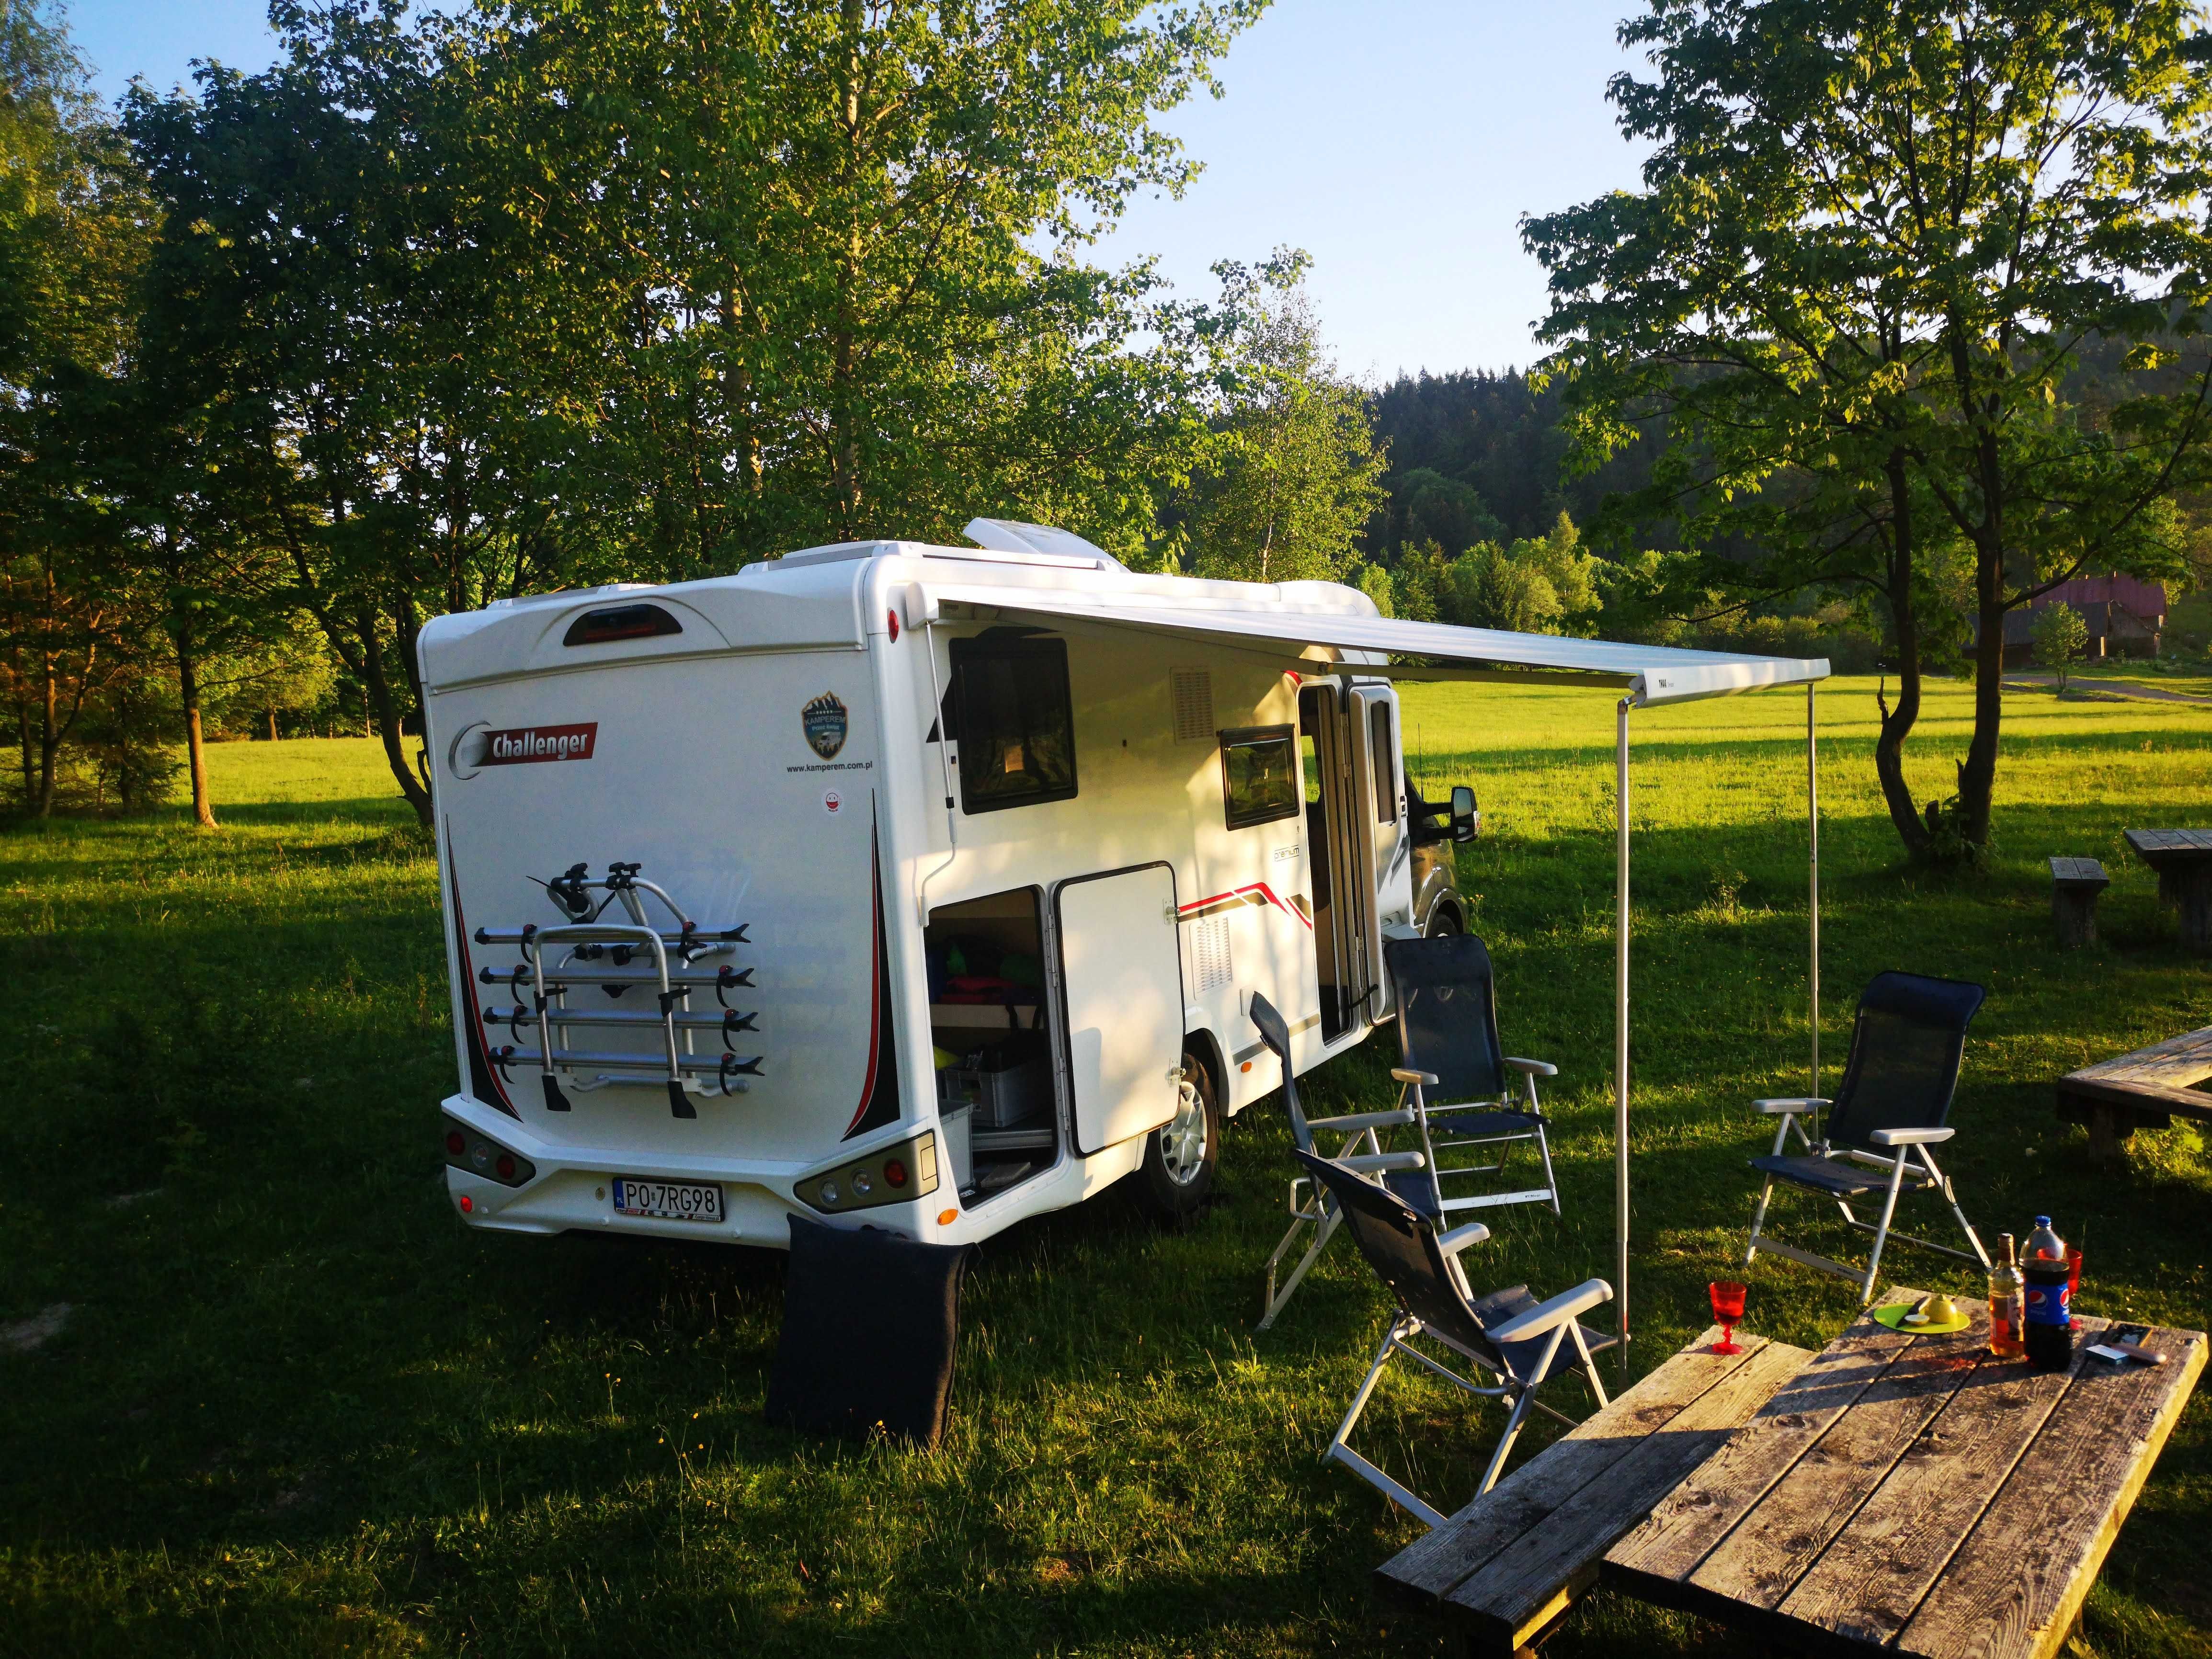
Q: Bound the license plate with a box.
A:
[610,1178,724,1223]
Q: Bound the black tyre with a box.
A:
[1135,1046,1221,1221]
[1425,901,1464,937]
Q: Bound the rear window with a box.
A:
[1220,726,1299,830]
[951,633,1078,812]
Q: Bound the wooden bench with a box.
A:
[1374,1327,1811,1658]
[2123,828,2212,952]
[2047,856,2109,949]
[2057,1024,2212,1160]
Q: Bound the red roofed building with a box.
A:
[1987,574,2166,666]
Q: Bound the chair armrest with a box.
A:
[1504,1057,1557,1078]
[1308,1108,1416,1134]
[1341,1150,1426,1174]
[1391,1068,1440,1086]
[1487,1278,1614,1344]
[1437,1220,1491,1255]
[1868,1126,1954,1146]
[1754,1097,1831,1114]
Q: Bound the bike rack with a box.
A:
[472,862,760,1119]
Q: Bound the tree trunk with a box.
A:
[175,630,217,829]
[1871,449,1930,858]
[36,647,59,818]
[1958,561,2006,853]
[357,606,433,826]
[267,706,279,742]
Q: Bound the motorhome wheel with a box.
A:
[1136,1048,1220,1220]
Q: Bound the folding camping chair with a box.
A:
[1293,1148,1612,1525]
[1382,933,1563,1219]
[1252,990,1427,1330]
[1743,970,1992,1306]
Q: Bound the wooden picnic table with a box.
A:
[1374,1325,1814,1656]
[2122,828,2212,951]
[2057,1024,2212,1161]
[1604,1292,2205,1659]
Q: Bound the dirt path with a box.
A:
[2003,673,2212,705]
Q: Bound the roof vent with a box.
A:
[964,518,1124,568]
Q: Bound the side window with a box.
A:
[1220,726,1299,830]
[1369,701,1397,822]
[950,633,1078,812]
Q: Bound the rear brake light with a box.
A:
[562,602,682,647]
[495,1152,516,1180]
[883,1159,908,1187]
[446,1130,466,1155]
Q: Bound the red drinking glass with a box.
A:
[2067,1246,2083,1331]
[1710,1280,1747,1355]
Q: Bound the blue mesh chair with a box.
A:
[1383,934,1562,1219]
[1744,971,1992,1305]
[1250,990,1428,1329]
[1294,1148,1612,1525]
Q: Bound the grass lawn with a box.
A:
[3,678,2209,1659]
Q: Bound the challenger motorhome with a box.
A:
[422,521,1484,1248]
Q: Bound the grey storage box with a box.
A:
[938,1103,973,1193]
[937,1032,1052,1129]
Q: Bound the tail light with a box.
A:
[797,1131,940,1215]
[442,1118,536,1189]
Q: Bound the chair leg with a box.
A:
[1535,1121,1561,1217]
[1858,1158,1911,1306]
[1478,1324,1567,1494]
[1918,1147,1991,1272]
[1323,1315,1452,1530]
[1568,1318,1608,1410]
[1745,1176,1777,1266]
[1260,1205,1339,1331]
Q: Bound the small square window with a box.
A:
[951,633,1078,813]
[1220,725,1299,830]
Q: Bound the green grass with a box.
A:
[3,682,2210,1659]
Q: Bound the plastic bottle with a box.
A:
[2022,1216,2073,1372]
[1987,1233,2025,1360]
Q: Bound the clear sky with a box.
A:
[61,0,1653,382]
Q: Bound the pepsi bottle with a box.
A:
[2022,1216,2073,1373]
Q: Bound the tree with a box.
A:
[0,0,152,816]
[1525,0,2212,861]
[466,0,1262,568]
[1178,254,1387,583]
[2031,603,2089,691]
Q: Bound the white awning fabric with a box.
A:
[916,581,1826,707]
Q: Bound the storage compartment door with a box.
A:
[1056,863,1184,1156]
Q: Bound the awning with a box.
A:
[912,569,1826,1376]
[912,580,1828,706]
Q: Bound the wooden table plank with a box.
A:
[1377,1327,1776,1605]
[1894,1323,2207,1659]
[1442,1337,1808,1654]
[1683,1312,1987,1614]
[2065,1024,2212,1087]
[1776,1339,2075,1647]
[2125,827,2212,858]
[1605,1305,1920,1590]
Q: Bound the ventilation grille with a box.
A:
[1171,668,1214,743]
[1192,915,1233,995]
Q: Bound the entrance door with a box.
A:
[1056,863,1185,1155]
[1350,683,1412,1015]
[1299,683,1371,1041]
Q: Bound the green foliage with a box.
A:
[1526,0,2212,864]
[1177,254,1387,583]
[1352,558,1395,617]
[2032,604,2092,691]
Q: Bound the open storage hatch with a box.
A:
[927,888,1058,1201]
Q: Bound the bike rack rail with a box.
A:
[471,862,760,1119]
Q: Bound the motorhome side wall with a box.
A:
[862,563,1330,1121]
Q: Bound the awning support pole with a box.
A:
[1808,683,1820,1095]
[1615,695,1632,1377]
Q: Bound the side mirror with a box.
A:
[1450,785,1479,843]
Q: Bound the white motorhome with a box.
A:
[422,522,1481,1248]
